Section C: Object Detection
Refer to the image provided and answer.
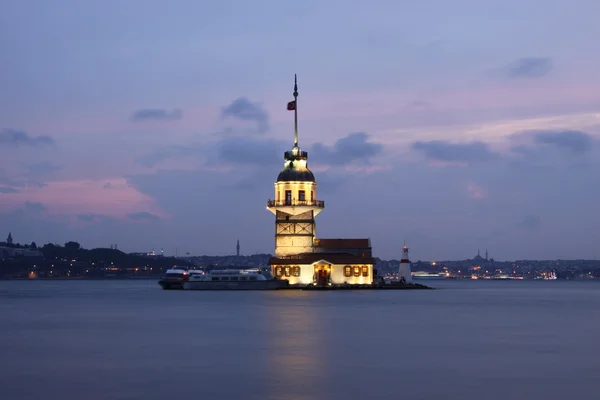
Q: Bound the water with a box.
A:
[1,279,598,400]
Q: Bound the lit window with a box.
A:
[344,265,352,277]
[275,266,283,277]
[362,266,369,277]
[285,266,291,277]
[353,266,360,277]
[293,266,301,277]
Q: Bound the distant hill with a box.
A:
[0,241,192,279]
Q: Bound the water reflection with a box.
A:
[263,291,328,400]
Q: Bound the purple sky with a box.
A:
[1,0,600,261]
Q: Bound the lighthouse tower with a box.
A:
[399,243,413,283]
[266,75,325,257]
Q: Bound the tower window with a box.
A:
[353,266,360,277]
[293,266,301,277]
[284,266,291,277]
[285,190,292,205]
[362,266,369,277]
[298,190,305,201]
[311,191,314,202]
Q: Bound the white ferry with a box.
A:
[183,268,289,290]
[411,271,449,280]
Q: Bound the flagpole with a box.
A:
[293,74,298,147]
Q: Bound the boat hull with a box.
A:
[412,276,448,280]
[158,278,186,290]
[184,280,289,290]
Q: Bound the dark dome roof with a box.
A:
[277,168,315,182]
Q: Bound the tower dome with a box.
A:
[277,147,315,182]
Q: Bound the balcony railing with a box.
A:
[267,199,325,208]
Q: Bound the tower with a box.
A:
[485,249,488,261]
[236,239,240,257]
[266,75,324,257]
[399,243,412,283]
[6,232,13,245]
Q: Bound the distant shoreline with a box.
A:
[0,276,160,281]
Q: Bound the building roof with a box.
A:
[269,252,375,265]
[277,167,315,182]
[315,238,371,249]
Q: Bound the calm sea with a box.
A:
[0,279,598,400]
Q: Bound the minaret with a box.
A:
[236,239,240,257]
[399,242,413,283]
[266,75,324,257]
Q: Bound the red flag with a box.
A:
[287,100,296,111]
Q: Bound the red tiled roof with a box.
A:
[314,238,370,249]
[269,252,375,265]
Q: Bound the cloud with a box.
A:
[130,108,182,122]
[412,140,496,164]
[25,162,62,175]
[103,182,113,189]
[405,100,432,111]
[23,201,46,213]
[0,187,19,194]
[466,182,487,199]
[220,97,269,133]
[127,211,160,221]
[532,130,593,153]
[507,57,553,79]
[517,214,541,229]
[312,132,383,166]
[0,129,54,147]
[77,214,113,223]
[0,179,46,189]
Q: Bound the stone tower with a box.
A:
[6,232,13,245]
[266,75,324,257]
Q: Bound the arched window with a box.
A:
[293,266,301,277]
[353,266,360,277]
[275,266,283,277]
[284,266,291,277]
[362,266,369,277]
[344,265,352,277]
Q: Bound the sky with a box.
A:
[1,0,600,261]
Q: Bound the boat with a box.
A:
[411,271,449,280]
[183,268,289,290]
[158,266,203,290]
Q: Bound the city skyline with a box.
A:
[1,0,600,260]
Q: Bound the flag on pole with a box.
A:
[287,100,296,110]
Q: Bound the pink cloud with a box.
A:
[466,182,487,200]
[0,178,162,218]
